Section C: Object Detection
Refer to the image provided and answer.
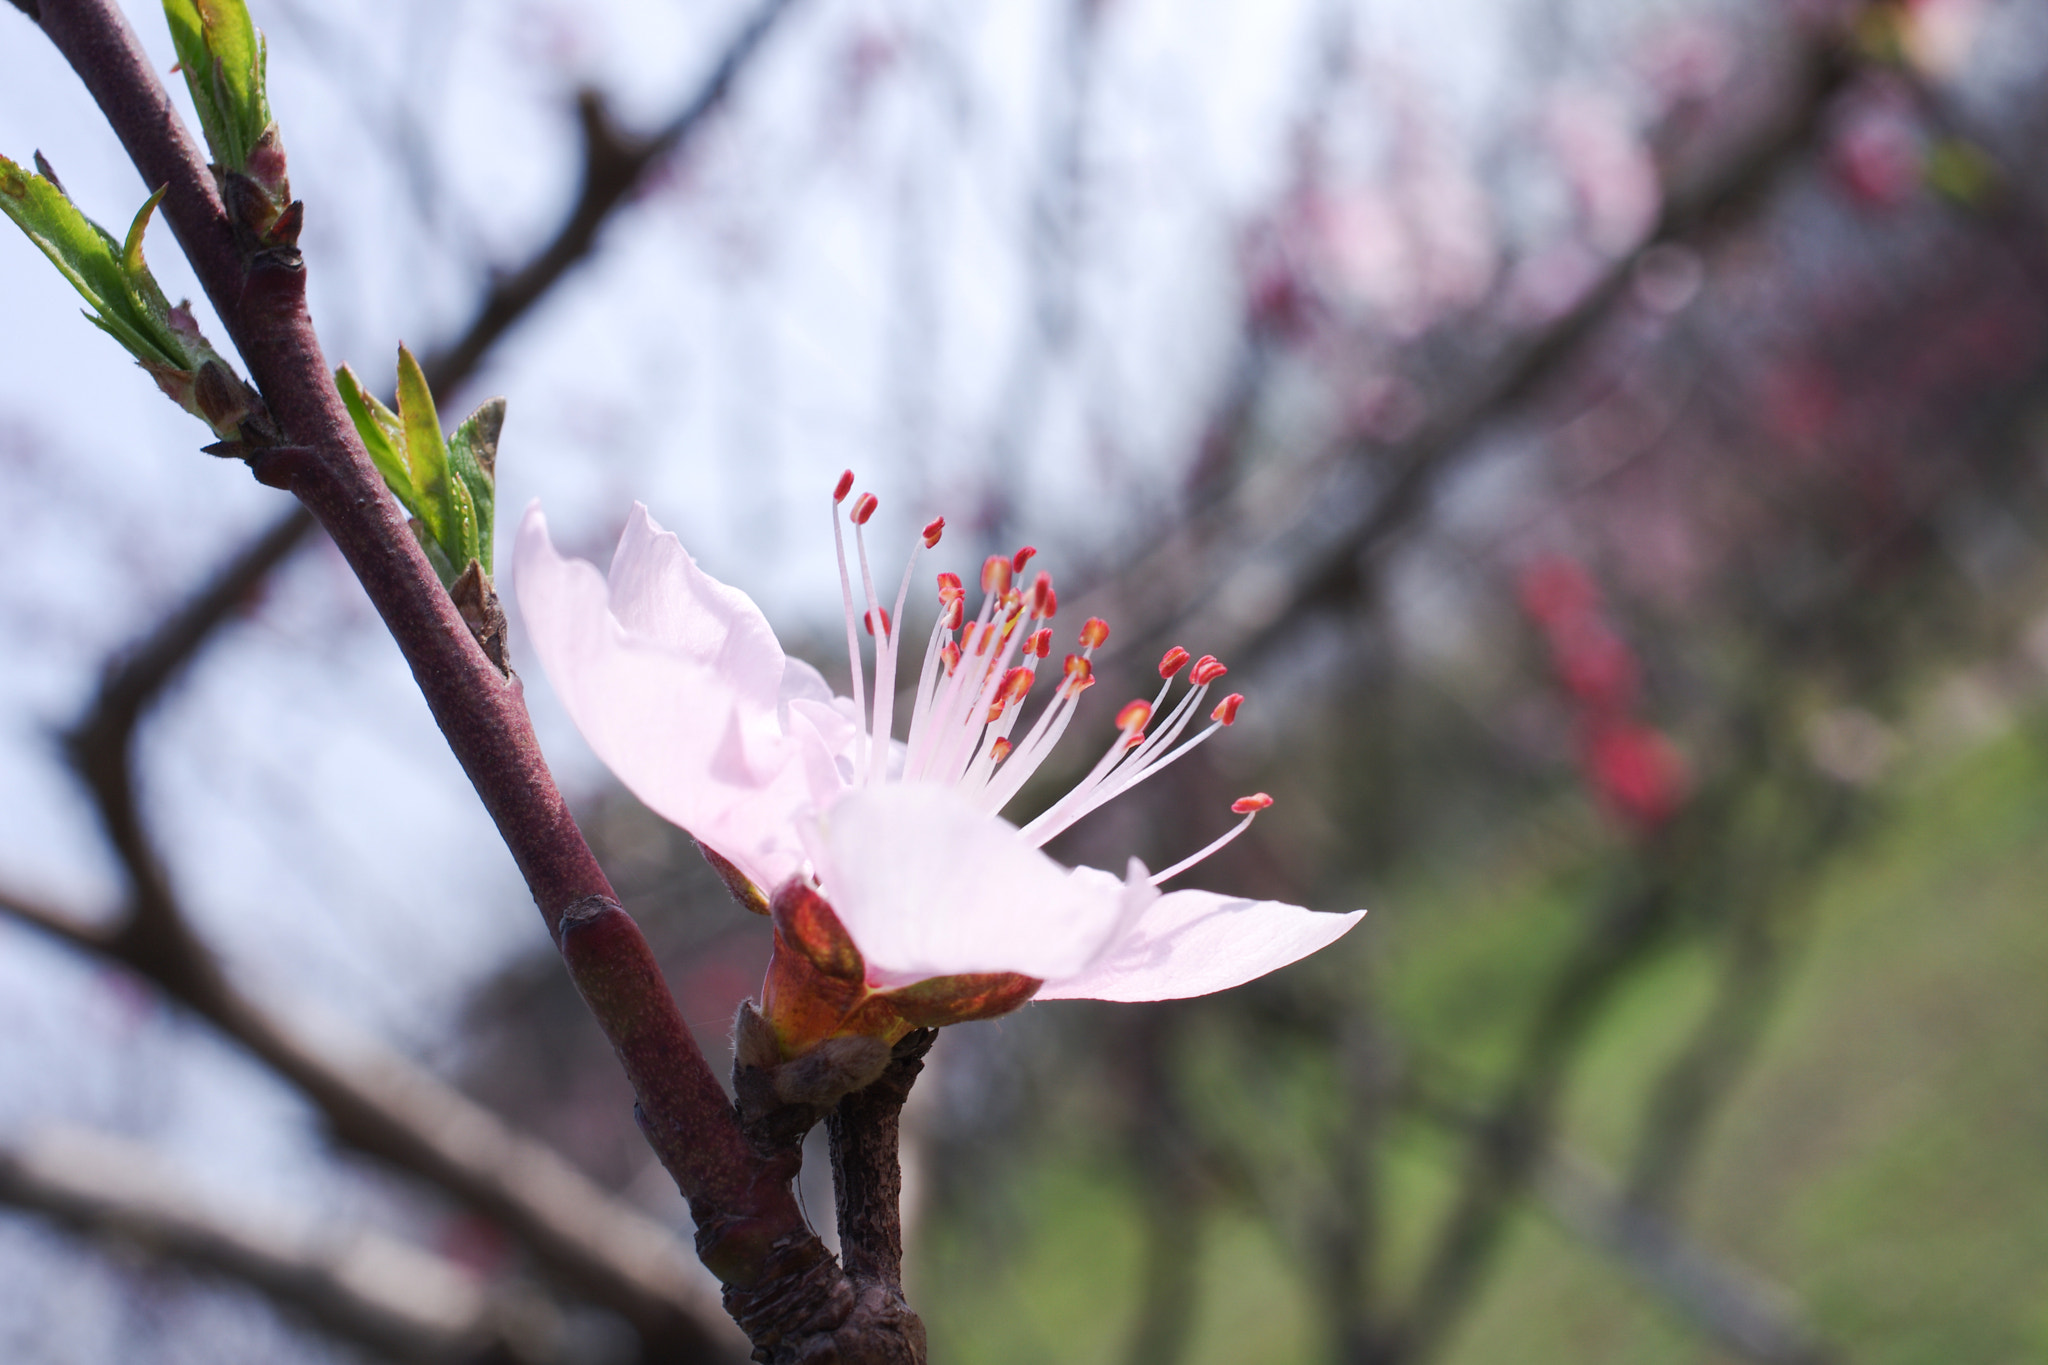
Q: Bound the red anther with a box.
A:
[942,597,964,630]
[851,492,879,525]
[936,571,963,597]
[1027,628,1052,658]
[864,607,892,638]
[1079,617,1110,649]
[1158,646,1191,680]
[1230,792,1274,814]
[833,469,855,503]
[1012,546,1037,574]
[1031,572,1056,618]
[941,641,961,674]
[1211,692,1244,726]
[1002,589,1023,616]
[1189,655,1228,685]
[1115,699,1153,733]
[990,737,1014,763]
[1001,666,1034,704]
[974,623,996,656]
[982,554,1012,595]
[1066,671,1097,695]
[1063,654,1093,681]
[922,516,946,548]
[1123,730,1147,749]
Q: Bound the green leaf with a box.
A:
[445,398,503,575]
[335,365,411,500]
[0,156,184,370]
[340,349,504,589]
[394,344,465,558]
[163,0,270,172]
[1,154,247,437]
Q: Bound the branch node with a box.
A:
[237,245,306,323]
[718,1232,852,1360]
[248,444,317,490]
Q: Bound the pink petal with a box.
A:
[802,785,1124,983]
[1034,882,1365,1002]
[513,502,819,892]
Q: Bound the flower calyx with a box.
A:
[731,877,1041,1156]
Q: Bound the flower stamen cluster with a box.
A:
[828,471,1260,886]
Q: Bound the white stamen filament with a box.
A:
[830,478,1260,889]
[851,518,890,787]
[1146,806,1259,886]
[905,591,998,780]
[831,494,870,780]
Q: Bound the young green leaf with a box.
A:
[445,398,504,575]
[395,344,466,559]
[163,0,270,174]
[1,154,249,437]
[338,350,502,589]
[335,365,412,502]
[1,157,180,369]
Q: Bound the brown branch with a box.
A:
[1381,871,1680,1365]
[1534,1150,1841,1365]
[1401,1085,1843,1365]
[1080,31,1856,669]
[1116,1010,1204,1365]
[41,473,736,1351]
[72,504,315,759]
[24,1,861,1351]
[0,882,742,1360]
[0,1125,551,1364]
[63,0,806,838]
[827,1029,936,1291]
[0,885,115,956]
[421,0,803,393]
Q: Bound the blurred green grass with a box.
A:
[917,718,2048,1364]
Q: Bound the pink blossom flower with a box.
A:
[512,478,1363,1020]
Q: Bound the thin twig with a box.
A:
[422,0,803,393]
[0,1126,549,1365]
[0,881,740,1359]
[1535,1150,1840,1365]
[1076,33,1855,668]
[1403,1080,1843,1365]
